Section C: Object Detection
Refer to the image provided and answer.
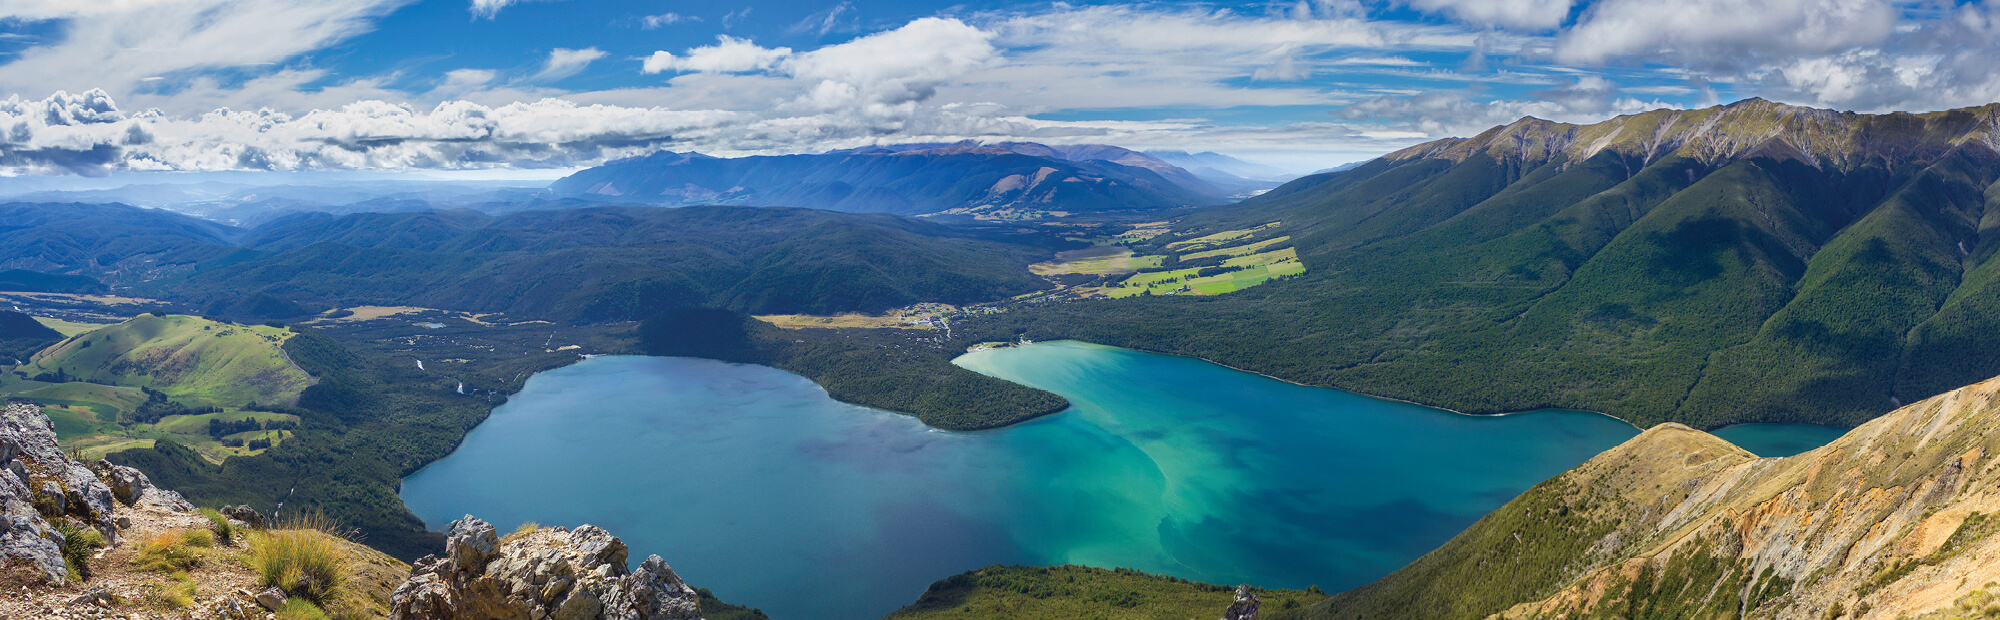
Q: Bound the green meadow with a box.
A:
[3,314,310,462]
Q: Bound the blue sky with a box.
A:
[1,0,1996,176]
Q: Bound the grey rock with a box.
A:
[0,404,117,542]
[35,481,64,514]
[1222,584,1260,620]
[89,459,194,512]
[221,504,266,529]
[255,586,288,611]
[388,515,703,620]
[0,403,124,582]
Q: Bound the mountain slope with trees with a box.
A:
[975,98,2000,429]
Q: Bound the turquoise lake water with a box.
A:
[1711,423,1849,457]
[400,341,1842,620]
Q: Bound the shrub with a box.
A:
[249,519,348,605]
[51,519,106,582]
[200,508,236,545]
[136,531,202,573]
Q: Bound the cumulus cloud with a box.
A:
[643,37,793,74]
[1556,0,1898,66]
[0,0,409,113]
[0,89,746,175]
[1408,0,1574,30]
[534,48,607,82]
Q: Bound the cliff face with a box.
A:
[1316,372,2000,619]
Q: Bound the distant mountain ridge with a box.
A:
[548,141,1235,216]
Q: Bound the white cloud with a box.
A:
[780,17,1000,110]
[534,47,607,82]
[641,13,698,29]
[643,37,793,74]
[0,89,746,175]
[1557,0,1898,66]
[0,0,409,113]
[1408,0,1574,30]
[0,0,188,19]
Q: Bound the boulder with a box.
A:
[388,515,703,620]
[222,504,266,529]
[255,586,289,611]
[1222,584,1260,620]
[90,459,195,512]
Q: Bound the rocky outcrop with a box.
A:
[388,515,704,620]
[0,402,199,583]
[1222,584,1259,620]
[89,458,195,512]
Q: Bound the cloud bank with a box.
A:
[2,0,2000,175]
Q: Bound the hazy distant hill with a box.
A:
[0,202,238,280]
[548,145,1226,215]
[984,98,2000,430]
[1145,149,1297,193]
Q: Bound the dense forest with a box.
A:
[638,307,1069,430]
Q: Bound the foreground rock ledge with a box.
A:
[390,514,704,620]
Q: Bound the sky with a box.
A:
[0,0,1996,177]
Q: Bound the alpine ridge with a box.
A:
[980,98,2000,430]
[1312,370,2000,619]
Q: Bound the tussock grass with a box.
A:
[145,572,197,609]
[199,507,236,544]
[51,519,106,582]
[276,598,333,620]
[136,530,203,573]
[249,514,350,605]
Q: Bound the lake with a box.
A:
[400,341,1839,620]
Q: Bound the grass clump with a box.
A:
[51,519,106,582]
[136,530,203,573]
[199,507,236,544]
[249,516,349,605]
[145,572,197,609]
[276,598,333,620]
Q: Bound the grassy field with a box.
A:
[1105,247,1305,298]
[1182,235,1290,260]
[22,314,314,408]
[1163,222,1279,252]
[33,316,119,337]
[1032,246,1147,276]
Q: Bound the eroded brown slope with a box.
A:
[1315,373,2000,620]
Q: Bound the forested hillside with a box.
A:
[0,202,1065,320]
[975,99,2000,429]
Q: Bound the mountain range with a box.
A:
[982,98,2000,430]
[545,142,1261,216]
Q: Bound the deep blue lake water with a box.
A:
[400,341,1842,620]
